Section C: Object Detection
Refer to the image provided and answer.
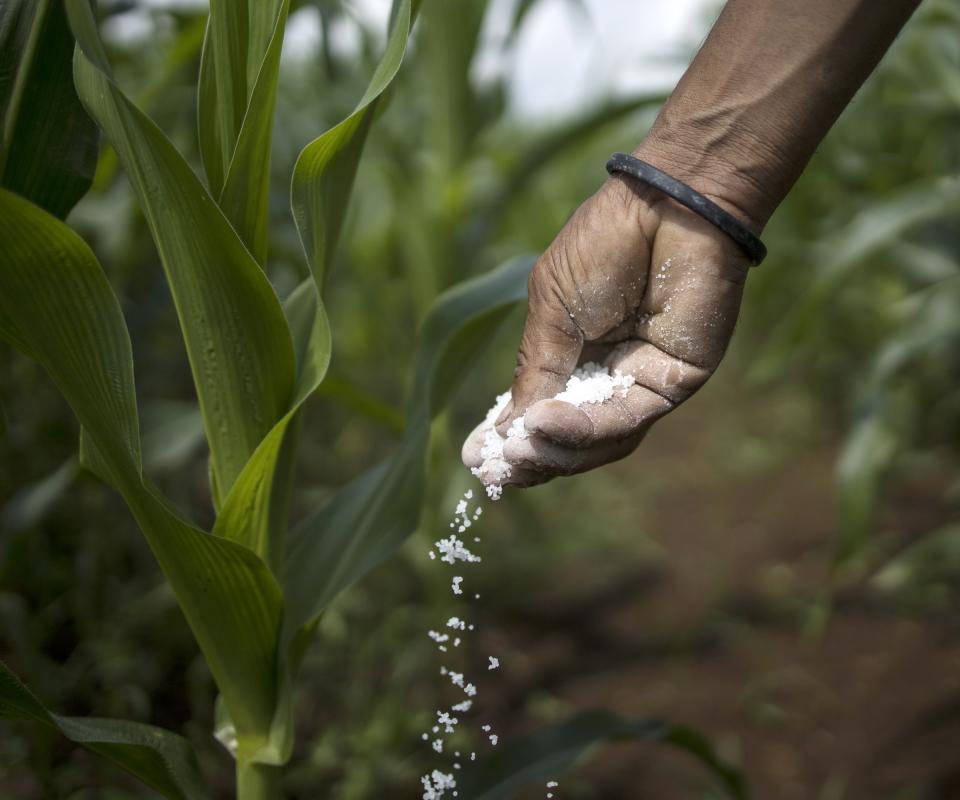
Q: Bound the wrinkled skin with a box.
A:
[462,174,750,489]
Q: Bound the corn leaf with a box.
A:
[290,0,417,284]
[214,281,331,572]
[0,0,98,218]
[67,0,297,507]
[209,280,331,760]
[263,0,419,538]
[0,189,285,764]
[0,660,206,800]
[456,709,746,800]
[231,0,420,575]
[283,255,532,635]
[199,0,289,262]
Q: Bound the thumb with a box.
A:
[495,261,582,436]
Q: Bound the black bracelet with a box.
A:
[605,152,767,266]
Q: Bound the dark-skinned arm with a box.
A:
[638,0,922,229]
[463,0,921,488]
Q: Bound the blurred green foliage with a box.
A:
[1,0,958,797]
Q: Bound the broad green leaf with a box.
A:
[214,280,331,571]
[0,0,98,218]
[199,0,289,262]
[210,280,330,760]
[0,660,207,800]
[456,709,746,800]
[283,255,533,635]
[290,0,417,284]
[0,189,285,764]
[283,278,335,409]
[227,0,420,578]
[67,0,297,506]
[408,255,532,419]
[284,435,424,633]
[199,0,285,194]
[237,0,420,573]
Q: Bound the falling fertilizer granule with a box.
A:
[417,365,635,798]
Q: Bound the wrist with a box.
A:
[632,119,787,232]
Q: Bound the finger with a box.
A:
[461,422,548,491]
[475,460,548,489]
[640,236,746,370]
[607,340,712,404]
[503,468,553,489]
[502,431,641,478]
[524,337,717,448]
[461,422,488,470]
[522,383,672,448]
[495,257,583,436]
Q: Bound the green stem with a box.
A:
[237,761,282,800]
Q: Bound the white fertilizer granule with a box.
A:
[421,770,456,800]
[553,362,634,405]
[471,363,635,499]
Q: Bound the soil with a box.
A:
[477,378,960,800]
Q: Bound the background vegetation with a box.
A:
[1,0,958,797]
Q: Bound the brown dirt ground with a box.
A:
[476,380,960,800]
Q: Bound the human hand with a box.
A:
[462,170,751,489]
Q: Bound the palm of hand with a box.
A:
[463,176,750,487]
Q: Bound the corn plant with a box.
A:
[0,0,534,796]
